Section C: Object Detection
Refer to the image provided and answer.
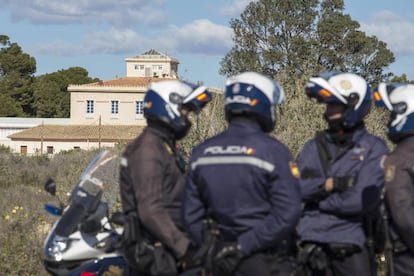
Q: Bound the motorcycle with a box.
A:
[42,150,127,276]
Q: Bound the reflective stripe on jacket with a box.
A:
[182,119,302,255]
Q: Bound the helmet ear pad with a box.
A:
[348,93,359,107]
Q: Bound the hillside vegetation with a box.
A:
[0,86,391,275]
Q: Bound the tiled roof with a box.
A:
[69,77,224,92]
[87,77,172,87]
[8,125,143,142]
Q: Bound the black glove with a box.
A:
[178,243,204,272]
[332,176,355,193]
[212,242,245,276]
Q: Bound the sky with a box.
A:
[1,0,414,89]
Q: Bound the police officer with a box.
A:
[373,83,414,276]
[296,71,389,276]
[182,72,302,276]
[119,80,212,275]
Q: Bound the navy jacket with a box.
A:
[182,119,302,255]
[297,126,388,248]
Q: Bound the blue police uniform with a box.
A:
[297,126,388,275]
[182,119,302,275]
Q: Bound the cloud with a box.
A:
[0,0,167,27]
[3,0,233,58]
[159,19,233,56]
[31,28,148,56]
[360,11,414,57]
[31,20,233,57]
[219,0,255,17]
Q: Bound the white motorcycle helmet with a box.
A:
[224,72,285,132]
[144,80,212,139]
[373,83,414,143]
[305,71,371,130]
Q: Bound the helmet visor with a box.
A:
[372,82,406,111]
[182,86,212,114]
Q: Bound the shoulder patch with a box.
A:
[385,165,396,182]
[289,162,300,179]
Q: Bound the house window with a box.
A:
[73,146,80,150]
[135,64,144,70]
[158,65,163,71]
[86,100,94,115]
[136,101,144,118]
[152,65,158,71]
[47,146,54,154]
[111,100,119,117]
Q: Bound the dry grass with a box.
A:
[0,85,392,274]
[0,149,119,275]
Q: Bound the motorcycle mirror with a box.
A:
[44,178,57,196]
[110,212,126,226]
[44,204,62,216]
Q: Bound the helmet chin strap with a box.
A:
[326,120,364,146]
[326,118,344,132]
[324,103,356,131]
[324,104,363,146]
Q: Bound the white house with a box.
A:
[7,49,183,155]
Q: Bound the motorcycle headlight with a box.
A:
[45,236,70,262]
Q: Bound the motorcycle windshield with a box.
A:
[54,150,120,237]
